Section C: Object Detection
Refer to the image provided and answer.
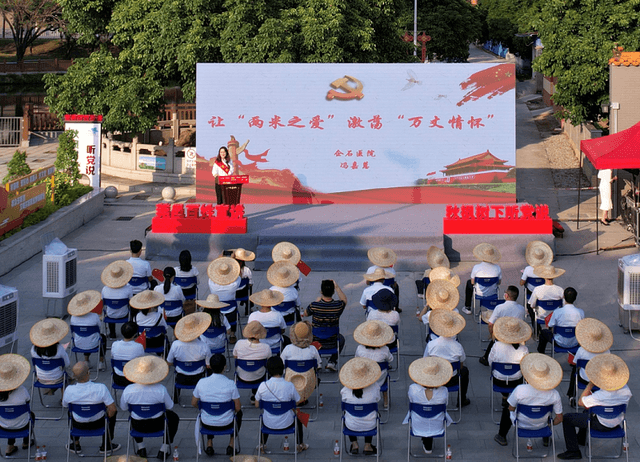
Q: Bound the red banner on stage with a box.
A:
[151,203,247,234]
[443,204,552,234]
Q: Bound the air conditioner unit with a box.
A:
[42,248,78,298]
[618,254,640,333]
[0,285,19,353]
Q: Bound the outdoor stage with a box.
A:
[146,203,554,270]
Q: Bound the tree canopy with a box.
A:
[46,0,481,133]
[530,0,640,124]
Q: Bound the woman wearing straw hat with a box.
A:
[424,310,471,407]
[528,265,565,325]
[354,320,394,409]
[233,248,255,312]
[30,318,70,391]
[419,279,460,343]
[248,289,288,351]
[367,290,400,335]
[366,247,401,312]
[520,241,553,325]
[166,313,212,401]
[207,257,242,343]
[494,353,563,447]
[120,356,180,459]
[280,322,321,403]
[0,354,34,456]
[566,318,612,404]
[154,266,186,327]
[537,287,584,354]
[405,357,453,454]
[232,321,272,402]
[130,290,168,355]
[461,243,502,315]
[559,354,632,460]
[197,294,231,353]
[68,290,108,371]
[267,261,301,325]
[339,357,382,455]
[360,267,394,315]
[488,318,530,396]
[101,260,134,339]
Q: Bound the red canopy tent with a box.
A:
[578,121,640,253]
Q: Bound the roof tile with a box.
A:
[609,52,640,66]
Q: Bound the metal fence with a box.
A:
[0,117,21,146]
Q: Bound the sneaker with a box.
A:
[326,362,337,372]
[99,443,121,454]
[423,445,433,454]
[98,361,106,371]
[557,450,582,460]
[66,442,82,454]
[157,450,170,460]
[136,448,147,458]
[479,357,489,366]
[461,398,471,407]
[494,434,508,446]
[461,306,472,315]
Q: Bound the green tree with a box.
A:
[530,0,640,124]
[55,129,80,186]
[2,150,31,184]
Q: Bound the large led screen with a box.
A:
[196,63,515,204]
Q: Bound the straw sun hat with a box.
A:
[30,318,69,348]
[229,456,273,462]
[585,354,629,391]
[0,354,30,392]
[493,317,532,344]
[129,290,164,310]
[123,355,169,385]
[266,261,299,288]
[106,455,147,462]
[429,309,466,337]
[196,294,229,310]
[367,247,397,268]
[520,353,563,391]
[272,242,301,265]
[67,290,101,316]
[249,289,284,307]
[233,248,256,262]
[208,257,241,286]
[339,357,382,390]
[426,280,459,310]
[353,320,395,347]
[473,243,501,263]
[428,267,461,288]
[533,265,565,280]
[290,321,313,348]
[575,318,614,354]
[363,267,393,282]
[409,357,453,388]
[525,241,553,267]
[242,321,267,340]
[427,246,450,269]
[101,260,134,289]
[174,313,211,343]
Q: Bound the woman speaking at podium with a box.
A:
[212,146,234,205]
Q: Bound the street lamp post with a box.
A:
[414,0,417,56]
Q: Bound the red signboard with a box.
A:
[151,203,247,234]
[443,204,552,234]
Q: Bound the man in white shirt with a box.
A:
[101,260,134,338]
[68,290,107,371]
[192,354,242,457]
[110,322,145,387]
[207,257,242,343]
[462,243,502,315]
[248,289,287,353]
[62,362,120,455]
[360,268,394,315]
[559,354,632,460]
[126,240,154,294]
[537,287,584,354]
[479,286,525,366]
[255,357,305,453]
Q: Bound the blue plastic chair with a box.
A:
[102,298,130,337]
[284,359,320,421]
[490,362,521,423]
[125,403,169,461]
[174,276,198,301]
[340,402,380,462]
[535,299,563,326]
[235,277,252,316]
[264,327,283,355]
[221,301,240,336]
[312,326,341,384]
[377,361,391,423]
[524,277,545,305]
[161,300,184,327]
[0,403,34,461]
[128,276,148,291]
[479,299,505,343]
[512,404,555,461]
[137,325,167,356]
[272,301,298,326]
[388,324,400,381]
[31,357,67,419]
[259,400,298,460]
[110,358,130,401]
[473,277,500,319]
[202,325,230,365]
[446,361,462,423]
[66,403,108,462]
[574,359,599,410]
[234,358,267,391]
[588,404,628,462]
[196,401,240,461]
[552,326,579,357]
[172,359,206,407]
[70,324,103,380]
[406,403,447,459]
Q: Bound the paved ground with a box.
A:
[0,45,639,461]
